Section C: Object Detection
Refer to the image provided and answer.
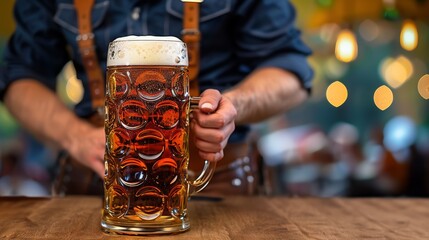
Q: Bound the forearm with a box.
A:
[3,79,92,150]
[223,67,308,125]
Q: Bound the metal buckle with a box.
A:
[181,0,204,3]
[96,106,105,118]
[181,28,201,36]
[76,33,94,41]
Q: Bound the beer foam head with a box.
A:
[107,36,188,67]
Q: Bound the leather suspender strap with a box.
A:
[182,0,203,96]
[74,0,105,117]
[74,0,200,101]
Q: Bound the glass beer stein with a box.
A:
[101,36,216,235]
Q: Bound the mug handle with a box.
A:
[187,97,217,195]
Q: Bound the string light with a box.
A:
[335,29,358,63]
[400,19,418,51]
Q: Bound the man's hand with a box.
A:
[66,123,105,178]
[190,89,237,162]
[4,80,106,178]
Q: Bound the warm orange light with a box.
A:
[400,19,418,51]
[418,74,429,100]
[326,81,348,107]
[373,85,393,111]
[335,29,358,63]
[66,76,84,104]
[63,62,84,104]
[380,55,413,89]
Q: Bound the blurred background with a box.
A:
[0,0,428,197]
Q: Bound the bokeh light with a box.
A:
[400,19,418,51]
[66,76,84,104]
[383,116,417,153]
[373,85,393,111]
[359,20,380,42]
[335,29,358,63]
[417,74,429,100]
[326,81,348,107]
[380,55,414,89]
[57,62,84,105]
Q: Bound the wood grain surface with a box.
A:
[0,196,428,240]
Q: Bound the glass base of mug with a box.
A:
[101,217,190,235]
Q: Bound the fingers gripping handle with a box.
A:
[187,96,216,195]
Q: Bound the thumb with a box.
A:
[199,89,221,114]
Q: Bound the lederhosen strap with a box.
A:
[74,0,105,125]
[75,0,202,116]
[179,1,259,196]
[52,0,106,196]
[182,0,202,96]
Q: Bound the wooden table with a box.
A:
[0,196,428,240]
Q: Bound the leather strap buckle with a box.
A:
[74,0,105,111]
[181,28,201,37]
[76,33,95,41]
[181,0,204,3]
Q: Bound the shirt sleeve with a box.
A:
[233,0,313,91]
[0,0,69,100]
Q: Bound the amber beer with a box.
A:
[101,36,214,235]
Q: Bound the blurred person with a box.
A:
[0,145,49,196]
[352,118,426,197]
[382,117,429,197]
[0,0,313,195]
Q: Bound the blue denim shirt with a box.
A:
[1,0,313,142]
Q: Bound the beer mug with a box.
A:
[101,36,216,235]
